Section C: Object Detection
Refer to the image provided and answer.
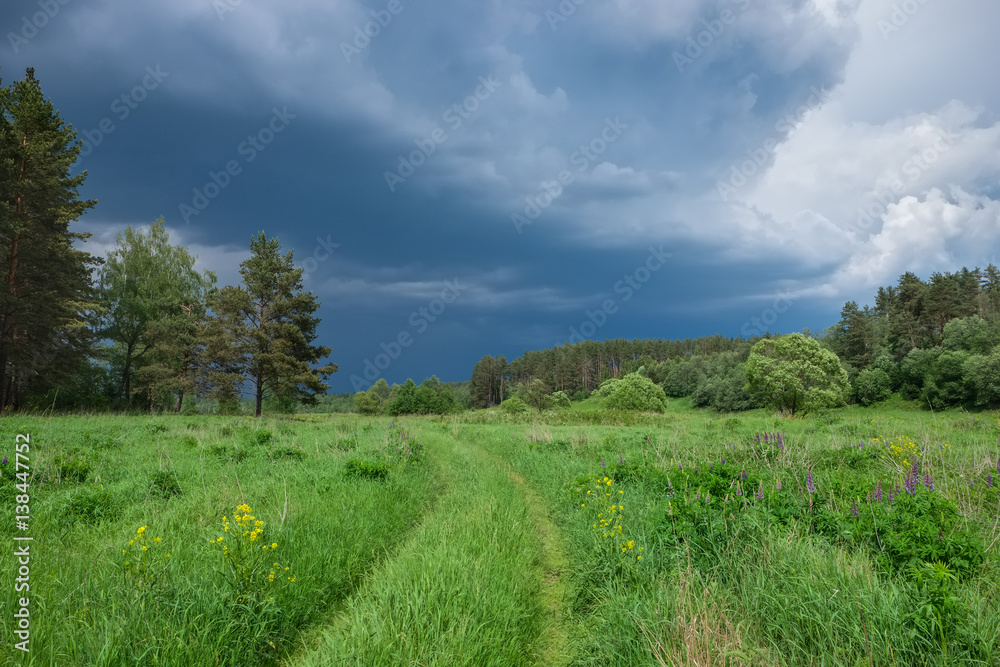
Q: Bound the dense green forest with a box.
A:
[461,266,1000,413]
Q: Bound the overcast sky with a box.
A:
[3,0,999,392]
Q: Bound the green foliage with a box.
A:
[353,390,379,415]
[551,390,571,409]
[49,450,91,484]
[500,396,529,414]
[62,486,119,524]
[149,469,183,499]
[745,333,849,415]
[852,368,892,406]
[343,458,390,480]
[596,372,667,412]
[204,232,337,417]
[0,68,99,411]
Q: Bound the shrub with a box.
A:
[343,458,390,480]
[500,396,529,414]
[598,373,667,412]
[551,391,572,409]
[852,368,892,406]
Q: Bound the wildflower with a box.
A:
[923,471,933,492]
[735,481,743,497]
[874,480,882,503]
[741,469,748,481]
[775,478,781,491]
[987,474,993,488]
[1,455,6,465]
[806,469,815,495]
[601,457,605,469]
[851,500,859,518]
[756,481,764,501]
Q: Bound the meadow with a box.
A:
[1,399,998,665]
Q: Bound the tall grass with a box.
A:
[0,415,437,666]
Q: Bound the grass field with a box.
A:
[1,400,999,665]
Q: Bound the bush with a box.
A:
[852,368,892,406]
[343,458,390,480]
[500,396,529,414]
[598,373,667,412]
[551,391,571,409]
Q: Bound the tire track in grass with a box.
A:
[286,424,541,666]
[285,423,576,666]
[457,432,575,667]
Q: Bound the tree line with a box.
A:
[463,267,1000,413]
[0,68,336,415]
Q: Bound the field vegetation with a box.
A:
[2,399,998,665]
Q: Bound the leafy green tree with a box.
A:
[963,351,1000,407]
[205,232,337,417]
[387,379,418,415]
[353,390,379,415]
[0,68,98,411]
[942,315,1000,354]
[852,368,892,406]
[96,218,216,410]
[598,372,667,412]
[745,333,848,416]
[519,378,553,414]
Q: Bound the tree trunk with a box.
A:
[255,372,263,417]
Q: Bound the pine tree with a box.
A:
[0,68,98,411]
[205,232,337,417]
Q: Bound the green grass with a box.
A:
[1,403,999,665]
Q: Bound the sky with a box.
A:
[2,0,999,393]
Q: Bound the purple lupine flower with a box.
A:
[970,480,976,488]
[695,490,701,501]
[721,455,725,465]
[874,480,882,503]
[806,469,815,494]
[678,464,683,471]
[705,491,711,504]
[775,478,782,491]
[1,455,6,465]
[904,472,917,495]
[888,487,895,503]
[851,500,859,518]
[736,481,743,497]
[601,457,605,469]
[756,481,764,501]
[987,473,993,489]
[923,471,933,492]
[742,469,748,481]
